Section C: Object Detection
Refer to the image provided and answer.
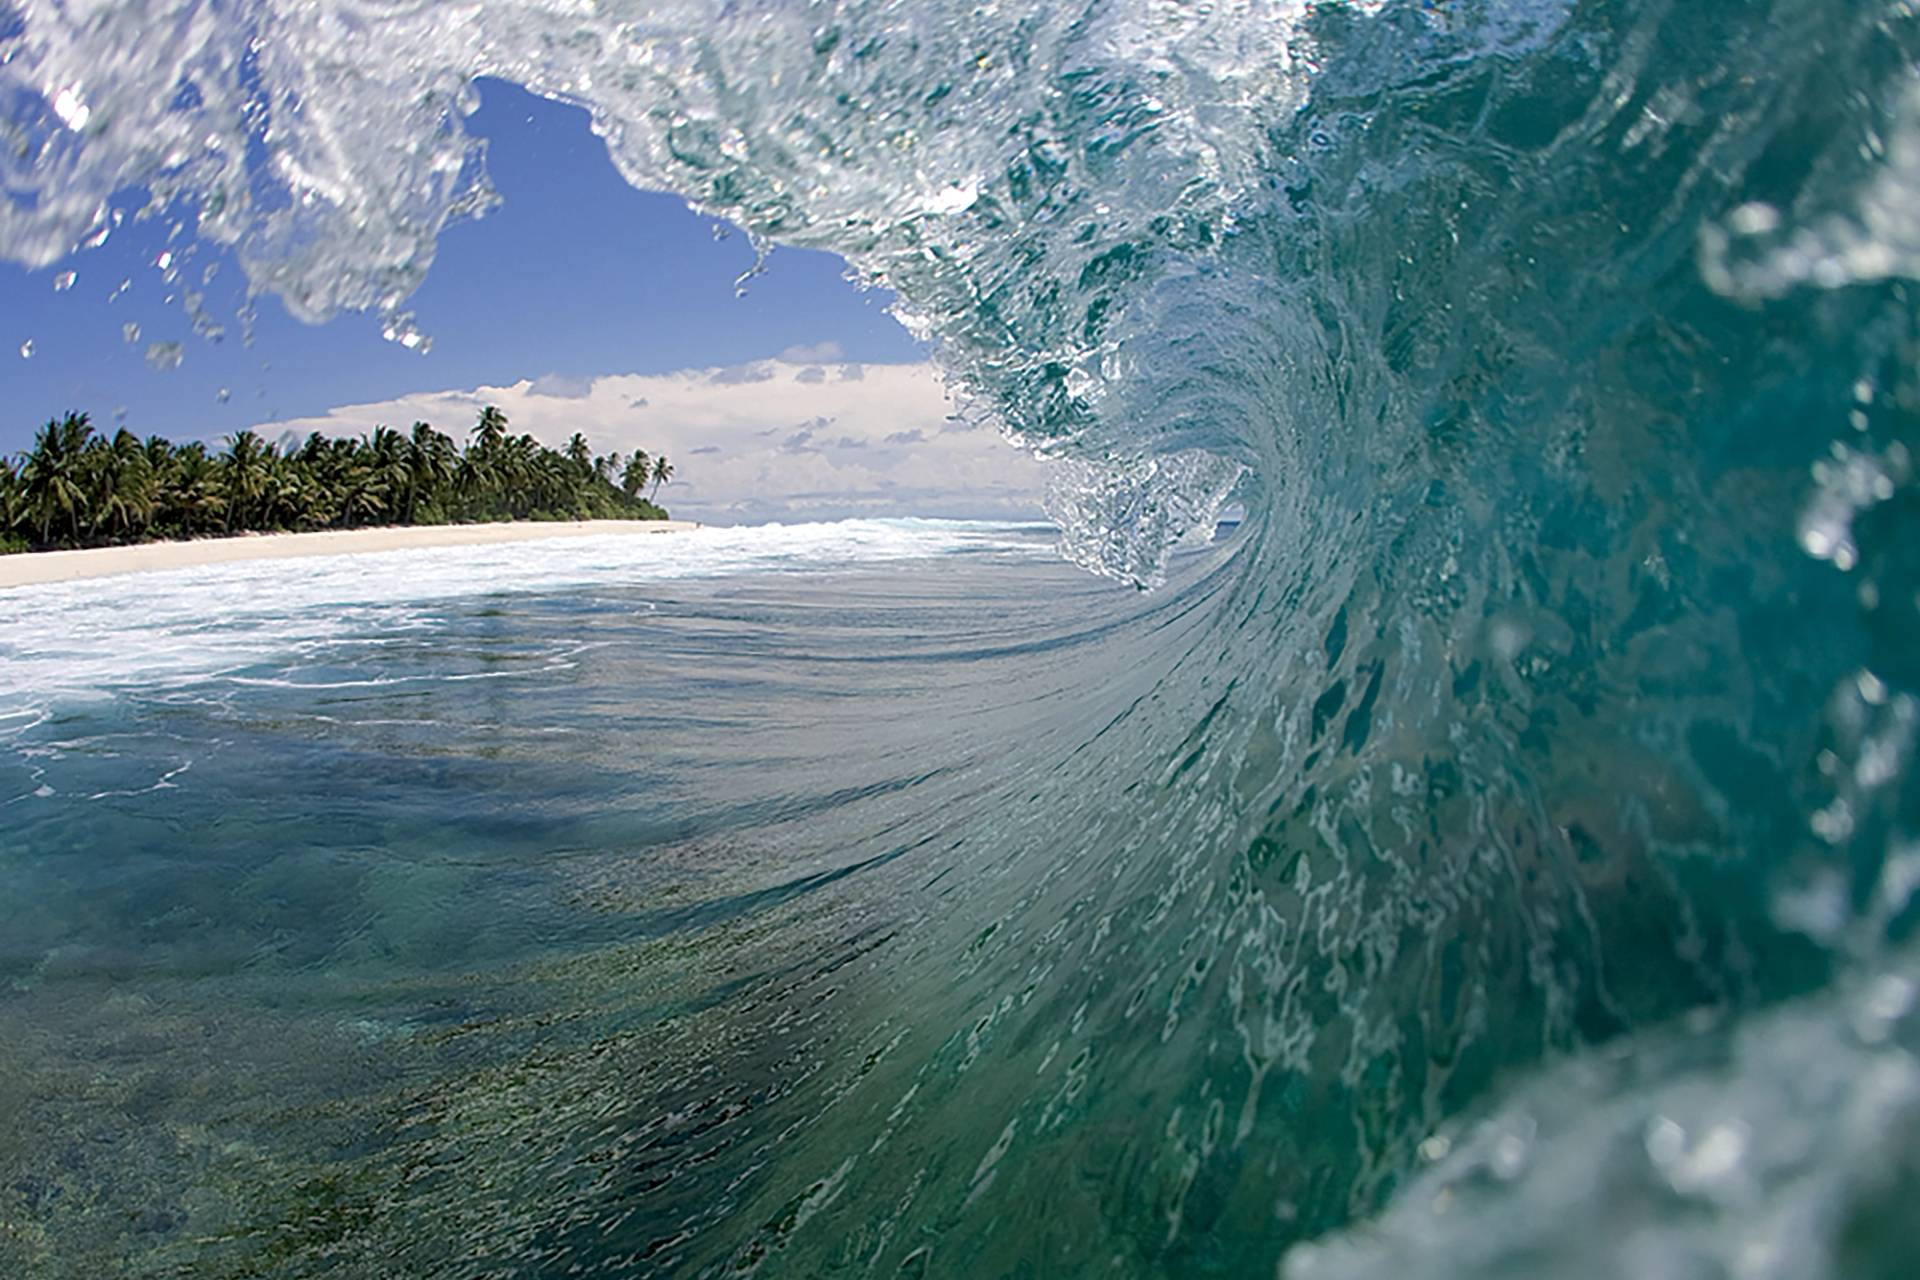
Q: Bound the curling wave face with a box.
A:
[6,1,1920,1276]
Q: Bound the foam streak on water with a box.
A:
[5,2,1920,1278]
[0,520,1053,709]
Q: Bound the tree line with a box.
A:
[0,405,676,553]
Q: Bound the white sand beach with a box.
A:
[0,520,701,590]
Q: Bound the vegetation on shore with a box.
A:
[0,406,675,554]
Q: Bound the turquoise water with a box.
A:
[2,522,1250,1275]
[7,0,1920,1276]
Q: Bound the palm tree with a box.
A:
[564,432,592,477]
[166,443,226,536]
[295,431,330,469]
[472,405,509,453]
[7,409,677,548]
[545,444,573,515]
[0,456,23,541]
[621,450,652,501]
[220,430,274,532]
[459,408,512,518]
[340,470,387,526]
[369,426,413,519]
[501,435,544,517]
[90,428,155,540]
[407,421,455,522]
[141,435,176,476]
[259,454,313,532]
[19,412,95,544]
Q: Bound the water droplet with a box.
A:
[923,180,980,215]
[1644,1116,1686,1167]
[1668,1122,1750,1195]
[380,313,432,353]
[216,387,231,404]
[18,339,33,358]
[1726,202,1780,236]
[52,270,76,292]
[1811,799,1855,843]
[1855,972,1918,1045]
[122,322,141,345]
[1774,866,1850,936]
[1489,1133,1529,1179]
[145,341,184,372]
[50,84,91,131]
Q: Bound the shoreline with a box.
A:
[0,519,702,590]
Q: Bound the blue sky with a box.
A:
[0,82,921,446]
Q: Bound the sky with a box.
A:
[0,80,1048,523]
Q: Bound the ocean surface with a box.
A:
[0,521,1249,1276]
[6,1,1920,1277]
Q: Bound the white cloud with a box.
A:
[528,373,594,399]
[778,340,844,363]
[251,357,1050,524]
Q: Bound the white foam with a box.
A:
[0,519,1051,711]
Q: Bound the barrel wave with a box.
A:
[5,2,1920,1277]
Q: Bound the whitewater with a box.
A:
[4,1,1920,1277]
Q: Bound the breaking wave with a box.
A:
[6,1,1920,1275]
